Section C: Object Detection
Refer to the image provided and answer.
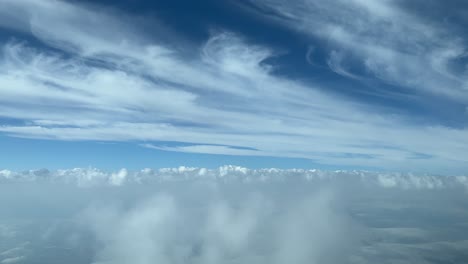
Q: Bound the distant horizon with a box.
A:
[0,164,462,177]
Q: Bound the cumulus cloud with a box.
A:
[0,166,467,190]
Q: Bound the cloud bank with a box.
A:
[83,191,352,264]
[1,166,467,190]
[1,167,468,264]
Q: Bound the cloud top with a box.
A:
[1,166,466,190]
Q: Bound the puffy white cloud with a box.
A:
[0,166,466,190]
[109,169,128,186]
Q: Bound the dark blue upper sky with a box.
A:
[0,0,467,173]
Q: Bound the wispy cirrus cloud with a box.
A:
[243,0,468,99]
[0,0,467,172]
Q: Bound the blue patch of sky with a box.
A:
[0,135,372,171]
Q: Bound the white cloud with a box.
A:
[109,169,128,186]
[327,50,366,81]
[0,256,24,264]
[0,0,467,171]
[244,0,468,99]
[81,189,351,264]
[142,143,264,156]
[0,167,467,264]
[0,166,466,190]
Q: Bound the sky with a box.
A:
[0,0,468,173]
[2,2,468,263]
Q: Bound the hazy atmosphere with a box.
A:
[1,0,468,263]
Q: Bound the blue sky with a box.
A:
[0,0,467,173]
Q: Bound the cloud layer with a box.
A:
[1,167,468,264]
[1,166,467,190]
